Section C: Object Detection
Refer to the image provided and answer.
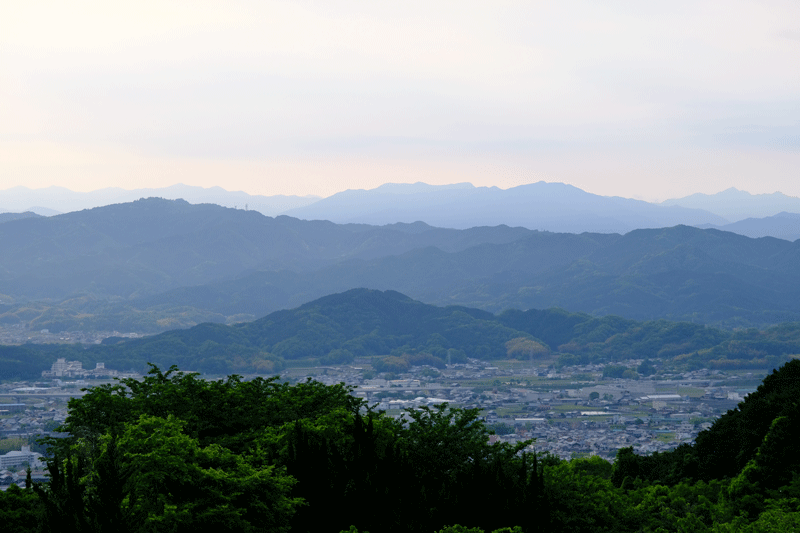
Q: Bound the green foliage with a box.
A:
[436,524,523,533]
[400,404,495,484]
[27,359,800,532]
[35,365,549,532]
[542,458,627,532]
[505,337,549,359]
[114,415,300,532]
[608,359,800,531]
[0,483,40,533]
[623,479,725,532]
[320,348,354,365]
[638,359,657,376]
[571,456,614,479]
[0,345,80,381]
[374,351,448,374]
[622,368,638,380]
[373,355,409,373]
[420,367,441,378]
[0,437,28,454]
[603,365,628,378]
[689,359,800,481]
[447,348,468,364]
[487,422,515,435]
[713,505,800,532]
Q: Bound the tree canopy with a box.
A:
[6,359,800,532]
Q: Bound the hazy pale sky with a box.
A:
[1,1,798,201]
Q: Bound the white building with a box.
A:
[0,446,44,469]
[42,358,117,378]
[42,358,84,378]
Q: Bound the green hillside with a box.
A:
[4,289,800,379]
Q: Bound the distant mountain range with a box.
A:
[0,198,536,301]
[697,212,800,242]
[0,184,319,217]
[282,181,727,233]
[2,198,800,333]
[661,188,800,222]
[5,182,800,240]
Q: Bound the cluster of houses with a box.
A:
[0,356,756,488]
[0,326,141,346]
[289,358,749,461]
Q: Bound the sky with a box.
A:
[1,1,798,202]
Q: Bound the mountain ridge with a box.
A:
[6,181,800,240]
[2,200,800,332]
[662,188,800,221]
[0,183,320,217]
[5,288,800,379]
[696,211,800,242]
[282,181,726,232]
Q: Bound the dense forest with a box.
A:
[3,360,800,532]
[4,289,800,380]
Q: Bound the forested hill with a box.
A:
[3,198,800,332]
[0,211,41,224]
[3,289,800,379]
[0,197,536,300]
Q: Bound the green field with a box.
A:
[678,386,705,397]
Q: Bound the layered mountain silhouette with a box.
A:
[6,182,800,239]
[0,198,536,300]
[282,181,726,232]
[0,183,319,217]
[697,212,800,242]
[662,188,800,222]
[2,198,800,333]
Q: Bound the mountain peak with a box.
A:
[282,181,724,231]
[370,182,476,194]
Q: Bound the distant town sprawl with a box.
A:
[0,354,760,492]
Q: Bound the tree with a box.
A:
[543,459,626,532]
[637,359,656,376]
[396,404,537,532]
[0,483,40,533]
[115,415,301,532]
[38,365,368,533]
[505,337,549,360]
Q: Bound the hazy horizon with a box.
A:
[3,180,800,206]
[2,2,798,202]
